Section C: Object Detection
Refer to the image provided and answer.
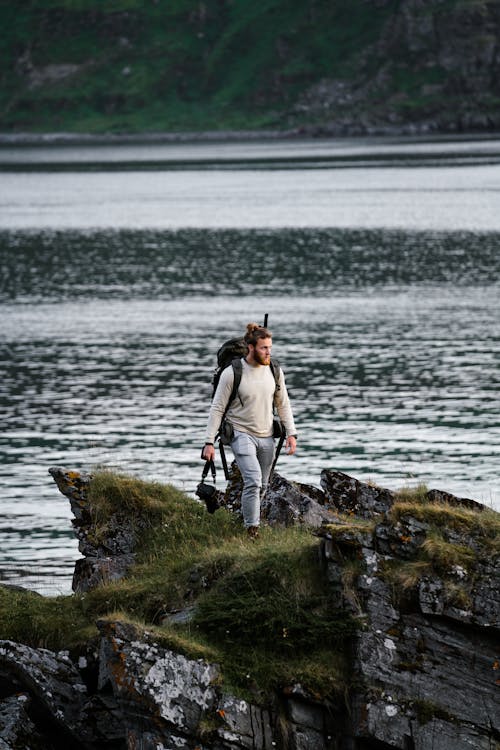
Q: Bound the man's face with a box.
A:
[252,337,272,365]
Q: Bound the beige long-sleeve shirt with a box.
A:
[205,358,297,444]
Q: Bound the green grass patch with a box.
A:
[421,530,475,572]
[0,587,96,650]
[393,483,430,505]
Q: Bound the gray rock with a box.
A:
[49,466,140,592]
[0,641,91,748]
[215,461,336,528]
[0,694,46,750]
[262,473,335,527]
[321,469,395,518]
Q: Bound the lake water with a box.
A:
[0,135,499,595]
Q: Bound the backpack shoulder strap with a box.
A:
[217,359,242,442]
[270,358,281,393]
[229,358,243,406]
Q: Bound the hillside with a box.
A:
[1,0,500,135]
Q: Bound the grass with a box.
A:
[0,587,96,651]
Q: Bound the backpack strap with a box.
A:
[215,358,243,446]
[228,357,243,408]
[269,358,281,396]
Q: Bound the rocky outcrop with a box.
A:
[0,467,498,749]
[49,467,142,593]
[0,619,338,750]
[293,0,500,134]
[321,514,499,749]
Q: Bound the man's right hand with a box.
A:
[202,444,215,461]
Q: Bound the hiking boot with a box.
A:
[247,525,260,539]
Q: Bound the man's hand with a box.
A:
[202,444,215,461]
[285,435,297,455]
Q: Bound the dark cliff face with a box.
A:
[294,0,500,134]
[1,0,499,133]
[0,466,498,750]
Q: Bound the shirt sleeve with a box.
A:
[205,366,235,443]
[275,369,297,437]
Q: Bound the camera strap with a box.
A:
[201,459,216,484]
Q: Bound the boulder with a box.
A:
[0,694,46,750]
[0,641,93,749]
[49,467,140,593]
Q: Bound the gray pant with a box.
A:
[231,430,276,528]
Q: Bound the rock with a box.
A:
[262,473,336,527]
[321,469,395,518]
[196,461,338,528]
[95,618,338,750]
[320,499,500,748]
[0,694,46,750]
[49,466,140,593]
[0,641,92,748]
[426,488,485,512]
[97,619,220,747]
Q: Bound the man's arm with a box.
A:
[202,367,235,461]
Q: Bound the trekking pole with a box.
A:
[263,313,268,327]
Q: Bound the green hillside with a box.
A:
[1,0,499,134]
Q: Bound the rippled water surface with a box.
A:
[0,136,499,594]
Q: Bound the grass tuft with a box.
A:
[0,587,97,651]
[393,483,430,504]
[390,501,500,553]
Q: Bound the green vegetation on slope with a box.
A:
[0,0,398,132]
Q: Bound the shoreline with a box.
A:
[1,127,500,147]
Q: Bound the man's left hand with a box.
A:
[285,436,297,455]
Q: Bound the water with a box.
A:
[0,136,499,595]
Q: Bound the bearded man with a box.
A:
[202,322,297,537]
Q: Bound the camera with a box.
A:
[196,481,220,514]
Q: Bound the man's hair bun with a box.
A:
[244,322,272,345]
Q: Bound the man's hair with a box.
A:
[244,322,272,346]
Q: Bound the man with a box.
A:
[202,323,297,537]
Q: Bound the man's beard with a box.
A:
[254,350,271,365]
